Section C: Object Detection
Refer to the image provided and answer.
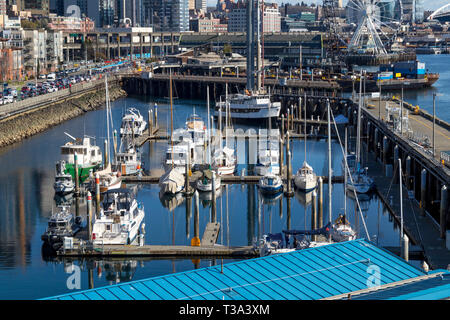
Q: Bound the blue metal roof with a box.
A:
[42,239,426,300]
[347,272,450,300]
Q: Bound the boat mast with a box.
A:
[356,70,363,171]
[256,0,262,92]
[304,93,307,164]
[207,84,211,165]
[170,69,174,169]
[327,99,332,242]
[344,125,348,222]
[105,75,111,166]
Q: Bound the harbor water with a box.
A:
[1,54,448,299]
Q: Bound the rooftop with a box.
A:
[42,239,445,300]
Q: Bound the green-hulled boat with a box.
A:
[60,135,103,183]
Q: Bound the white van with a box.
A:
[47,73,56,81]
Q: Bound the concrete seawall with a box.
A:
[0,83,127,149]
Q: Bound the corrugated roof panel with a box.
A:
[390,283,450,300]
[42,240,428,301]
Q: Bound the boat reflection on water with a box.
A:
[346,189,374,212]
[294,189,313,207]
[260,190,282,205]
[198,186,223,208]
[159,189,185,211]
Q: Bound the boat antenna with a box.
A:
[64,132,77,141]
[344,125,348,223]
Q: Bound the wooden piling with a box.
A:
[440,185,448,239]
[87,191,92,241]
[318,177,323,228]
[95,172,101,218]
[420,169,427,215]
[211,173,216,222]
[402,234,409,262]
[312,190,317,241]
[74,151,80,196]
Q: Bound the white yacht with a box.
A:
[294,161,318,192]
[185,114,207,147]
[215,92,281,120]
[258,173,283,195]
[92,189,145,245]
[120,108,147,137]
[212,146,236,175]
[255,149,280,176]
[164,144,194,174]
[114,134,143,176]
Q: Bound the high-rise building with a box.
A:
[0,0,7,14]
[228,2,280,33]
[19,0,50,15]
[195,0,205,11]
[117,0,144,26]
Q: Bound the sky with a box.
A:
[206,0,448,11]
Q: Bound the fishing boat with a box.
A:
[212,146,236,175]
[196,169,221,192]
[294,161,317,192]
[53,160,74,194]
[258,173,283,195]
[92,189,145,245]
[41,206,83,250]
[119,108,147,137]
[114,133,142,176]
[159,168,185,195]
[59,133,103,183]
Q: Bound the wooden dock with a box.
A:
[122,174,345,184]
[56,244,257,257]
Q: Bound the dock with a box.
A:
[354,97,450,269]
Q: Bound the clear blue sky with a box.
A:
[206,0,447,11]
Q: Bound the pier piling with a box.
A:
[87,191,93,241]
[312,190,317,241]
[401,234,409,262]
[74,151,80,196]
[95,172,101,217]
[420,169,427,215]
[211,173,216,222]
[440,185,448,239]
[318,177,323,228]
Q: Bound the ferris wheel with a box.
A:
[347,0,404,55]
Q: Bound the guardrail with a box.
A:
[0,76,121,119]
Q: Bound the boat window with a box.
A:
[91,150,95,157]
[106,225,111,231]
[48,222,57,228]
[57,222,67,227]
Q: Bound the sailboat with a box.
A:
[347,71,375,194]
[294,95,318,192]
[255,129,280,176]
[257,101,357,257]
[159,71,186,194]
[212,84,237,176]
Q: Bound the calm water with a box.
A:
[5,56,449,300]
[389,55,450,122]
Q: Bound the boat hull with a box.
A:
[294,175,318,192]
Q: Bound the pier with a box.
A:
[350,96,450,269]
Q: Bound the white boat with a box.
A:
[331,215,357,243]
[196,169,221,192]
[346,70,375,194]
[114,148,142,176]
[212,146,236,175]
[347,168,375,194]
[258,173,283,195]
[185,114,207,147]
[53,160,74,194]
[255,129,280,176]
[294,98,317,192]
[294,161,317,192]
[164,144,193,174]
[92,189,145,245]
[59,134,103,183]
[215,92,281,120]
[159,168,185,195]
[119,108,147,137]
